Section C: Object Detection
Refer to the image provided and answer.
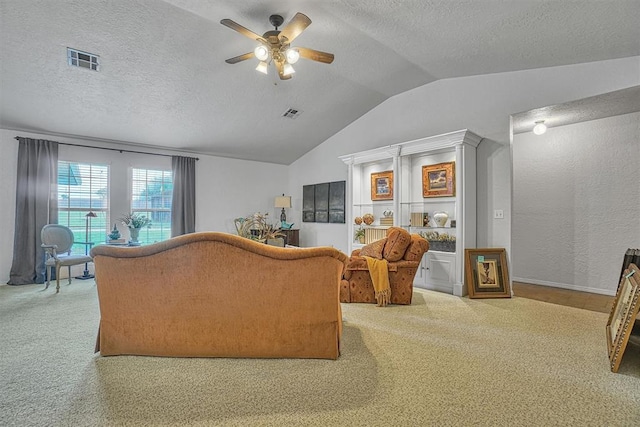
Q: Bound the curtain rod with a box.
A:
[14,136,199,161]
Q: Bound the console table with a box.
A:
[280,229,299,246]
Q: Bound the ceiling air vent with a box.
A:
[282,108,302,119]
[67,48,99,71]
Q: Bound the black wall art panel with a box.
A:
[302,185,315,222]
[314,183,329,222]
[302,181,346,223]
[329,181,346,223]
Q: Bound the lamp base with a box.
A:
[280,208,287,223]
[75,272,95,280]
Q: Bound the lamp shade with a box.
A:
[282,63,295,76]
[254,45,269,61]
[275,195,291,209]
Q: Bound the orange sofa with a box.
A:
[340,227,429,305]
[90,232,347,360]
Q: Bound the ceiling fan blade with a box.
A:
[278,13,311,44]
[225,52,255,64]
[297,47,334,64]
[220,19,266,43]
[274,61,292,80]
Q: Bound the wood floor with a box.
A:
[512,281,614,314]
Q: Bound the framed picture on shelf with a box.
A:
[606,263,639,373]
[465,248,511,298]
[422,161,455,198]
[371,171,394,201]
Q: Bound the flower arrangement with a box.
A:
[234,212,284,242]
[354,226,366,243]
[419,230,456,252]
[118,212,152,229]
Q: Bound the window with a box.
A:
[57,161,109,254]
[131,168,172,244]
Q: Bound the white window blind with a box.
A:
[57,161,109,254]
[131,168,172,244]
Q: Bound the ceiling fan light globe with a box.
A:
[533,121,547,135]
[254,45,270,61]
[255,61,269,75]
[285,48,300,64]
[283,63,295,76]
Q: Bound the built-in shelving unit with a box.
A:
[339,129,482,296]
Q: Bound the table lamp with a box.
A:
[274,194,291,225]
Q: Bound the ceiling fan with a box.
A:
[220,13,334,80]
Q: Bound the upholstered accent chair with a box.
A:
[340,227,429,305]
[41,224,93,293]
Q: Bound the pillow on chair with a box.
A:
[359,238,387,259]
[404,235,429,261]
[383,227,412,261]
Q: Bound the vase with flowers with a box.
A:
[118,213,152,245]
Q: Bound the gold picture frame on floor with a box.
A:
[606,263,640,373]
[422,161,455,198]
[371,171,393,201]
[465,248,511,298]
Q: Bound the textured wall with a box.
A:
[287,57,640,254]
[0,129,287,283]
[512,112,640,294]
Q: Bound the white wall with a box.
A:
[2,57,639,282]
[512,112,640,295]
[287,57,640,254]
[0,129,287,283]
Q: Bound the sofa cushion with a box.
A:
[383,227,412,262]
[359,238,387,259]
[403,235,429,261]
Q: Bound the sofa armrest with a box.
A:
[343,256,408,280]
[389,260,421,269]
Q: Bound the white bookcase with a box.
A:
[339,129,482,296]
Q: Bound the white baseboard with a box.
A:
[512,276,616,296]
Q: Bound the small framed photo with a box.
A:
[422,161,455,198]
[465,248,511,298]
[606,263,640,373]
[371,171,393,201]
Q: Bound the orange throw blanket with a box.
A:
[364,256,391,307]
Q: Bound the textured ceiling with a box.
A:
[1,0,639,164]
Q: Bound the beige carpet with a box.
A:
[0,281,638,426]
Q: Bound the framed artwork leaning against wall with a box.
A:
[606,263,640,373]
[465,248,511,298]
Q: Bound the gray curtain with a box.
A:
[171,156,196,237]
[8,138,58,285]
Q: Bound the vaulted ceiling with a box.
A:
[1,0,639,164]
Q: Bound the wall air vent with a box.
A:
[282,108,302,119]
[67,48,99,71]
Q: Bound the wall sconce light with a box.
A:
[533,120,547,135]
[274,194,292,224]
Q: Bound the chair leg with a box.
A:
[56,265,61,293]
[68,266,72,285]
[45,266,51,290]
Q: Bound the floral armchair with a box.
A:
[340,227,429,305]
